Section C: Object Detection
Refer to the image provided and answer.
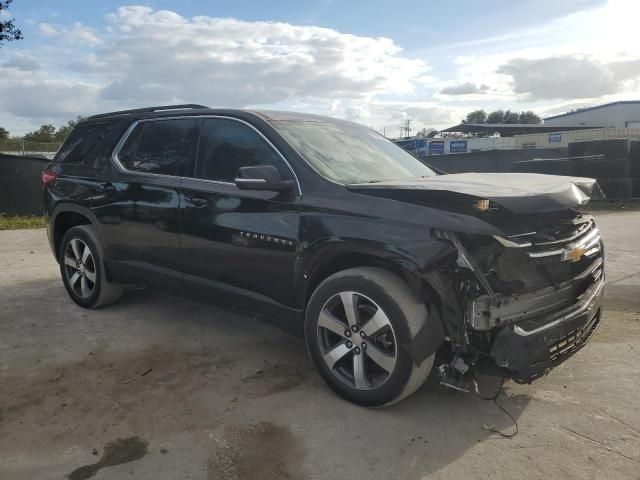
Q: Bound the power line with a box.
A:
[403,119,412,139]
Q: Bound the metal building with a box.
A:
[544,100,640,128]
[513,127,640,149]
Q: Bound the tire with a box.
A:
[58,225,123,308]
[568,139,630,159]
[571,157,630,179]
[511,159,572,176]
[596,178,633,200]
[305,267,434,407]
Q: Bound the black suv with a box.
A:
[43,105,604,406]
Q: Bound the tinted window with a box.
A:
[54,122,112,164]
[118,118,197,176]
[196,118,289,183]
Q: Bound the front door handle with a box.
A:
[184,195,208,207]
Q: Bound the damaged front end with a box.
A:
[430,210,604,387]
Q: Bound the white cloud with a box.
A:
[493,53,640,102]
[0,80,101,119]
[498,56,620,100]
[346,101,464,133]
[38,22,57,36]
[439,82,489,96]
[438,0,640,111]
[2,6,430,133]
[90,7,428,106]
[539,101,595,118]
[38,21,102,46]
[4,1,640,136]
[1,55,41,72]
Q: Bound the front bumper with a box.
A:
[489,276,604,382]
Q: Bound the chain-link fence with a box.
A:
[0,139,61,159]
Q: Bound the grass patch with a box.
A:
[0,214,46,230]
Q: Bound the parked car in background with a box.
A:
[43,105,604,406]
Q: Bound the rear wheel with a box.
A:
[305,267,434,407]
[59,225,122,308]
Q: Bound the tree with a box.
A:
[0,127,9,141]
[461,109,487,124]
[486,110,504,124]
[502,110,520,123]
[54,116,84,142]
[415,127,437,138]
[24,124,56,143]
[518,110,541,124]
[485,109,542,124]
[0,0,22,48]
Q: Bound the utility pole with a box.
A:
[403,119,412,139]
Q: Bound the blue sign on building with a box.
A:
[449,140,468,153]
[413,138,428,156]
[395,138,427,156]
[428,141,445,155]
[549,133,562,143]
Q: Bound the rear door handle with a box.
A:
[184,195,208,207]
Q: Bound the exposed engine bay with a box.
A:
[349,173,605,391]
[428,209,604,391]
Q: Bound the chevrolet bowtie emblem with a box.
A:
[562,245,586,262]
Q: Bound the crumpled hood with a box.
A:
[347,172,603,214]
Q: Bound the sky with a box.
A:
[1,0,639,136]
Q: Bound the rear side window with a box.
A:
[117,118,197,176]
[54,122,112,164]
[196,118,290,183]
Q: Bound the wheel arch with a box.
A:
[51,203,100,262]
[301,249,430,308]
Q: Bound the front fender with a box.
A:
[297,213,457,305]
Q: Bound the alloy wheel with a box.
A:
[63,238,97,298]
[317,291,398,390]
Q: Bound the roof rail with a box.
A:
[86,104,208,120]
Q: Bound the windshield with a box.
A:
[270,120,436,184]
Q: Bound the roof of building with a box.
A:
[440,123,598,137]
[543,100,640,121]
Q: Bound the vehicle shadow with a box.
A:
[1,278,529,480]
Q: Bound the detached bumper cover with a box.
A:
[489,276,604,382]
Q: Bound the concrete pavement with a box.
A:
[1,212,639,479]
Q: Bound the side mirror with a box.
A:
[235,165,294,192]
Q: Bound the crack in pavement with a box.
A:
[551,423,640,465]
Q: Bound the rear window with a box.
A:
[54,122,113,164]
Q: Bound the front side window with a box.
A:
[270,120,436,184]
[196,118,290,183]
[118,118,197,176]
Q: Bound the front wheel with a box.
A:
[305,267,434,407]
[59,225,123,308]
